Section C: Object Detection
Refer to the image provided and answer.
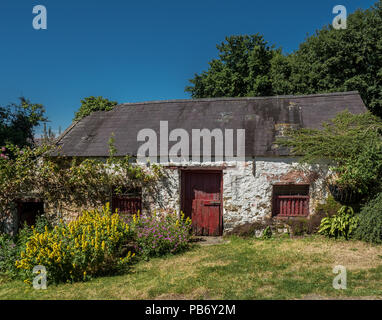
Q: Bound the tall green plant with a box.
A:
[318,206,359,239]
[0,233,18,277]
[355,192,382,244]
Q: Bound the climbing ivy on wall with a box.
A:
[0,142,163,220]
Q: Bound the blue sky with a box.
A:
[0,0,376,136]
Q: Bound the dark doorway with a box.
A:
[17,201,44,230]
[181,170,223,236]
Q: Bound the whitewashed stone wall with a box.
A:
[143,167,180,214]
[2,158,328,235]
[142,158,329,234]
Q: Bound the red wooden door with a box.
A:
[182,170,222,236]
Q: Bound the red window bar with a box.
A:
[112,196,141,215]
[274,195,309,217]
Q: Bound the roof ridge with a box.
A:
[52,90,366,157]
[116,91,360,107]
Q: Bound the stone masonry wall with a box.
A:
[142,158,329,234]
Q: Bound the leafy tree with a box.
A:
[277,111,382,197]
[0,97,46,148]
[185,34,275,98]
[284,0,382,117]
[74,96,118,121]
[186,1,382,117]
[269,51,294,95]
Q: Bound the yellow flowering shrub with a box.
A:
[16,203,134,284]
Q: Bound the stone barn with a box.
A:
[13,91,366,236]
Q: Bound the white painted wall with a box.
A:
[143,158,329,234]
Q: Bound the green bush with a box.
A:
[355,193,382,244]
[15,215,52,255]
[318,206,359,240]
[0,233,18,277]
[0,215,53,280]
[315,196,342,217]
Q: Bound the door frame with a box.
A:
[180,169,223,236]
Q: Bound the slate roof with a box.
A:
[55,91,367,158]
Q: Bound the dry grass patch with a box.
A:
[274,237,382,270]
[201,260,230,267]
[1,236,382,300]
[255,284,276,296]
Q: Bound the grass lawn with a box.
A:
[1,235,382,300]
